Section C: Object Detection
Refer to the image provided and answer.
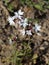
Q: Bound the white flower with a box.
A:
[19,29,25,36]
[14,11,22,20]
[7,16,15,26]
[20,18,28,28]
[18,9,24,16]
[17,18,28,28]
[23,18,28,28]
[26,30,32,35]
[14,9,24,20]
[33,23,41,36]
[35,24,41,32]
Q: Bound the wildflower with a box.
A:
[14,9,24,19]
[26,30,32,35]
[21,18,28,28]
[7,16,15,26]
[19,29,25,36]
[23,18,28,27]
[14,12,22,20]
[17,18,28,28]
[34,23,41,32]
[33,23,41,36]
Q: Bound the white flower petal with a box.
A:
[24,18,28,23]
[23,22,28,28]
[14,12,18,17]
[18,9,24,15]
[26,30,32,35]
[12,16,17,20]
[18,15,22,20]
[7,16,15,26]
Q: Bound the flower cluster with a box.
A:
[8,9,32,36]
[8,9,41,36]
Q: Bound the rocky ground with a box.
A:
[0,0,49,65]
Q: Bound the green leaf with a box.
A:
[8,4,13,12]
[34,4,43,11]
[4,0,9,4]
[47,5,49,9]
[32,54,38,59]
[20,0,25,5]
